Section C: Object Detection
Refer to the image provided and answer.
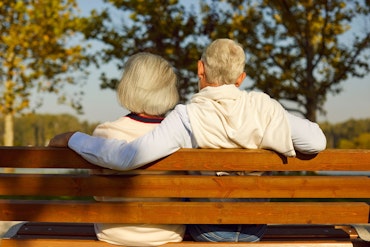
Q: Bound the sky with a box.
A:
[35,0,370,125]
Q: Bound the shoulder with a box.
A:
[92,116,151,140]
[163,104,190,129]
[173,104,188,117]
[244,91,284,112]
[246,91,273,101]
[93,117,128,134]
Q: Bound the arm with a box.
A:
[68,105,194,171]
[287,112,327,154]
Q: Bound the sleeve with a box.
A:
[68,106,194,171]
[287,112,327,154]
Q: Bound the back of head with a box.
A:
[117,52,179,116]
[201,39,245,86]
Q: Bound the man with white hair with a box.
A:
[50,38,326,243]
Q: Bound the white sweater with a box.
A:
[91,114,185,247]
[187,85,295,156]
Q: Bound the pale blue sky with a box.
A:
[35,0,370,124]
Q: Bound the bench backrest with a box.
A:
[0,147,369,225]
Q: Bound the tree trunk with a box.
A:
[3,113,14,146]
[3,113,15,173]
[305,98,317,122]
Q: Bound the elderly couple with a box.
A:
[49,38,326,246]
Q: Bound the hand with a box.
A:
[48,132,76,147]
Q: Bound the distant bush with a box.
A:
[0,113,98,146]
[320,118,370,148]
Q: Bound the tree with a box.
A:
[339,133,370,149]
[201,0,370,121]
[0,0,92,145]
[82,0,201,102]
[11,113,96,146]
[321,118,370,147]
[0,113,97,146]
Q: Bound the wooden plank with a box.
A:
[10,223,353,240]
[155,149,370,172]
[0,201,368,224]
[0,239,357,247]
[1,174,369,198]
[16,223,96,238]
[163,242,359,247]
[0,147,94,169]
[264,225,356,240]
[1,147,370,171]
[1,239,105,247]
[2,224,362,247]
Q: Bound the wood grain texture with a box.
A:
[0,239,357,247]
[0,201,368,224]
[1,147,370,171]
[0,174,369,198]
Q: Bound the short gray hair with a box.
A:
[117,53,179,116]
[201,39,245,85]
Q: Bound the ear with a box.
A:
[197,60,205,78]
[235,72,246,88]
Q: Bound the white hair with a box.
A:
[117,52,179,116]
[201,39,246,85]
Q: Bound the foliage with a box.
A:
[82,0,369,123]
[1,0,369,146]
[339,133,370,149]
[0,0,93,145]
[320,118,370,148]
[200,0,370,121]
[0,113,97,146]
[82,0,201,101]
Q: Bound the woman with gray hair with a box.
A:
[91,52,184,246]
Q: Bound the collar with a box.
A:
[126,113,164,124]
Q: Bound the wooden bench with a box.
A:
[0,147,369,246]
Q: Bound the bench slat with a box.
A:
[1,147,370,171]
[2,223,361,247]
[7,223,356,240]
[0,239,359,247]
[8,223,354,240]
[11,223,97,239]
[0,201,368,224]
[1,174,369,198]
